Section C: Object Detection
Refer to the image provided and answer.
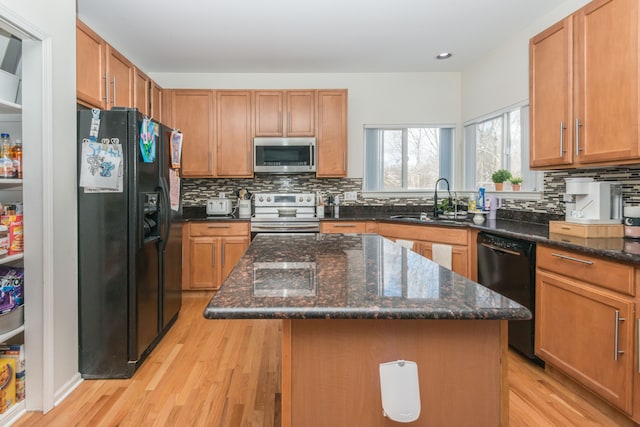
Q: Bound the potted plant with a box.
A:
[509,176,522,191]
[491,169,512,191]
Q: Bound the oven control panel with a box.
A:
[254,193,315,207]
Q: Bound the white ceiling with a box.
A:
[77,0,563,74]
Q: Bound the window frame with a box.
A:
[463,102,542,195]
[362,123,456,195]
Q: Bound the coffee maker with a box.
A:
[564,178,622,224]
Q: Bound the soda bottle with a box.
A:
[0,134,14,178]
[10,139,22,179]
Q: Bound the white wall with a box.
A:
[151,72,462,179]
[0,0,78,409]
[461,0,591,122]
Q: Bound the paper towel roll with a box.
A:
[432,243,452,269]
[395,239,414,250]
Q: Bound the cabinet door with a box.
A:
[105,45,134,109]
[254,91,283,136]
[189,236,221,289]
[150,82,162,122]
[316,90,348,177]
[575,0,640,164]
[536,270,634,413]
[286,90,315,136]
[529,18,573,168]
[76,20,106,109]
[172,90,214,177]
[133,68,150,116]
[320,221,368,234]
[418,242,468,277]
[221,236,250,281]
[162,89,173,128]
[216,90,253,177]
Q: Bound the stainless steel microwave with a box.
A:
[253,137,316,173]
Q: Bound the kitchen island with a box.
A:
[204,233,531,427]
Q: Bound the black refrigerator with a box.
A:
[77,108,182,378]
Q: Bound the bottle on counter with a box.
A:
[476,187,486,211]
[0,133,15,178]
[316,192,324,218]
[10,139,21,179]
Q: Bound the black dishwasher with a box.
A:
[477,232,541,364]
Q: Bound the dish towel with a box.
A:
[395,239,414,250]
[431,243,452,269]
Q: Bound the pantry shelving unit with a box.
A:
[0,41,26,423]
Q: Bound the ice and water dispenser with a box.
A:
[142,192,159,240]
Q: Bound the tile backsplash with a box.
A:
[182,165,640,215]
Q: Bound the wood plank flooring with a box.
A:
[13,292,628,426]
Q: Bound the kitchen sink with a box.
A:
[388,214,469,225]
[388,214,433,222]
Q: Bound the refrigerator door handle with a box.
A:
[159,177,171,252]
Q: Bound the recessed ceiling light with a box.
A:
[436,53,452,60]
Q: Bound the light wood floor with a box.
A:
[14,292,626,426]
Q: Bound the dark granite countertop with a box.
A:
[323,208,640,265]
[203,233,532,321]
[182,206,250,222]
[184,204,640,264]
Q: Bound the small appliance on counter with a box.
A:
[564,178,622,224]
[236,188,252,218]
[206,196,233,216]
[624,206,640,238]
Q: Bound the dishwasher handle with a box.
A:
[479,242,521,257]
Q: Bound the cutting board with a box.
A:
[549,221,624,238]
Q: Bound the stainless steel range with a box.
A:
[250,193,319,235]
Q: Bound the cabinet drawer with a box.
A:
[537,245,634,296]
[189,221,249,237]
[378,223,468,246]
[321,221,368,234]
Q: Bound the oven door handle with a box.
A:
[251,224,320,231]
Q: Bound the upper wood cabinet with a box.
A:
[76,20,106,109]
[530,0,640,169]
[133,67,150,116]
[150,81,163,123]
[106,45,134,109]
[76,20,144,112]
[171,90,215,177]
[530,18,573,168]
[316,89,348,177]
[216,90,253,177]
[162,88,173,128]
[254,90,315,137]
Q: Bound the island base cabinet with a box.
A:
[535,270,634,414]
[282,319,508,427]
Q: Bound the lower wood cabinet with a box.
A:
[414,241,468,277]
[320,221,377,234]
[536,245,635,415]
[376,223,470,278]
[183,222,250,290]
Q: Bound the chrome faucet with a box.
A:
[433,178,451,219]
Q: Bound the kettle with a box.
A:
[485,196,502,220]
